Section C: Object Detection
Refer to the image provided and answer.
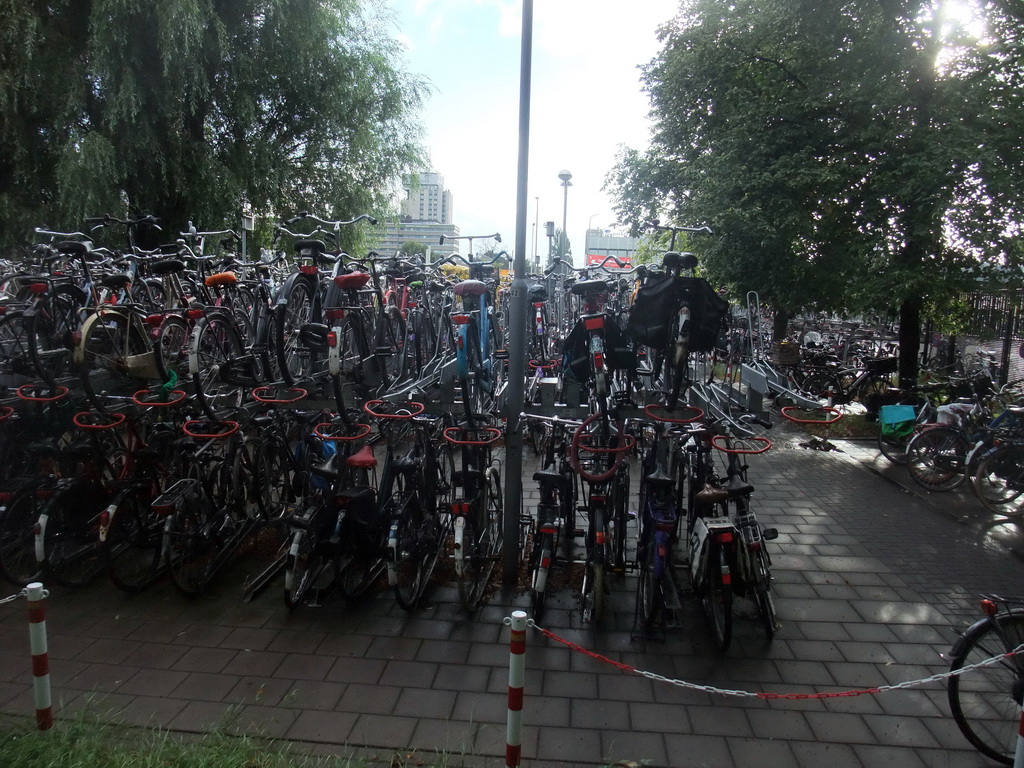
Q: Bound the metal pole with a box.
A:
[505,610,528,768]
[502,0,533,585]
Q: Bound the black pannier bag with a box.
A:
[678,276,730,353]
[627,275,728,352]
[561,315,634,382]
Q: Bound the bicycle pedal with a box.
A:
[762,527,779,540]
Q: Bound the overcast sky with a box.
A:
[383,0,679,262]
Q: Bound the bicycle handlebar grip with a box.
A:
[362,400,425,419]
[313,422,372,441]
[442,426,503,446]
[644,403,704,424]
[73,411,127,430]
[182,420,240,439]
[710,435,772,454]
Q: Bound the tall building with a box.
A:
[374,172,459,260]
[400,172,453,225]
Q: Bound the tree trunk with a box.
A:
[772,307,791,343]
[898,296,921,390]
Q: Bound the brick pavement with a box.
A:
[0,423,1019,767]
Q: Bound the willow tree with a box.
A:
[608,0,1024,385]
[0,0,426,250]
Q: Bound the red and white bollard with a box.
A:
[506,610,528,768]
[26,582,52,731]
[1015,699,1024,768]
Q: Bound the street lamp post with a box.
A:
[558,169,572,263]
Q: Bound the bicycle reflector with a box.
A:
[299,265,318,275]
[584,316,605,330]
[185,308,205,320]
[982,598,999,617]
[325,309,345,321]
[452,314,470,325]
[327,331,337,348]
[145,314,164,327]
[27,283,48,295]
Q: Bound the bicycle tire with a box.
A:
[877,428,911,465]
[800,370,843,402]
[0,309,34,378]
[153,314,190,386]
[635,537,663,633]
[77,309,152,410]
[586,505,608,623]
[283,501,329,611]
[460,466,502,611]
[275,280,314,386]
[104,487,165,594]
[167,500,221,598]
[752,546,777,640]
[947,611,1024,765]
[703,540,733,651]
[41,487,107,588]
[379,302,408,385]
[529,531,553,621]
[26,288,80,387]
[906,426,970,492]
[610,463,631,573]
[0,488,43,586]
[973,446,1024,516]
[190,314,245,421]
[390,497,428,611]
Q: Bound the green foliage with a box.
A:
[0,0,426,250]
[606,0,1024,326]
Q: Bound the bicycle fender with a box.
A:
[273,273,314,307]
[949,615,1002,658]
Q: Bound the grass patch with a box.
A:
[0,715,447,768]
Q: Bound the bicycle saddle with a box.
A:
[532,464,563,484]
[695,483,729,504]
[570,279,608,297]
[454,279,488,297]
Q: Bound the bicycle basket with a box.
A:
[865,356,898,376]
[879,404,916,437]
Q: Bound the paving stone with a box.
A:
[286,708,357,743]
[170,671,240,702]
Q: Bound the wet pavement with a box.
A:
[1,421,1021,767]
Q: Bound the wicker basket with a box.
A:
[772,341,801,367]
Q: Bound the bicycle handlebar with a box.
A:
[569,413,635,484]
[284,212,378,228]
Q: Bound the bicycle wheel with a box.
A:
[275,281,314,386]
[458,318,487,417]
[379,302,408,385]
[877,428,912,465]
[973,446,1024,516]
[154,314,190,385]
[947,611,1024,765]
[609,463,631,573]
[584,504,608,623]
[0,489,43,586]
[0,309,34,378]
[800,370,843,402]
[283,501,328,610]
[77,310,152,409]
[529,529,553,621]
[635,535,662,633]
[702,539,733,651]
[906,426,970,492]
[42,487,107,588]
[751,546,777,640]
[389,497,427,611]
[191,314,245,421]
[26,288,80,386]
[457,467,502,612]
[104,487,165,594]
[166,499,221,597]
